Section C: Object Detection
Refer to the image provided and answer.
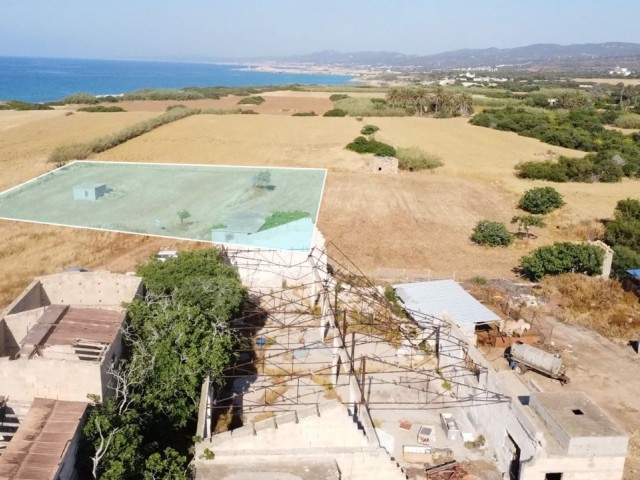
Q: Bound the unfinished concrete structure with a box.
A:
[193,243,629,480]
[72,183,107,201]
[0,271,143,402]
[0,397,87,480]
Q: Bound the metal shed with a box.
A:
[393,280,500,342]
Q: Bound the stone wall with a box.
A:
[366,157,398,174]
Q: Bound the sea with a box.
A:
[0,56,352,103]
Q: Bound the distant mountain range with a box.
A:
[235,42,640,71]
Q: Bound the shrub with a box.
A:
[237,96,265,105]
[49,143,94,165]
[329,94,349,101]
[63,92,99,104]
[612,245,640,278]
[360,124,379,135]
[518,187,564,214]
[334,96,407,117]
[471,221,513,247]
[292,111,317,116]
[519,243,604,281]
[6,100,53,111]
[240,109,259,114]
[604,198,640,252]
[323,108,347,117]
[0,104,10,110]
[345,136,396,157]
[122,89,205,101]
[167,104,187,111]
[614,113,640,129]
[396,147,443,171]
[78,105,125,112]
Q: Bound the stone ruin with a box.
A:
[366,156,398,174]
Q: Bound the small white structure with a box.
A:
[72,183,107,201]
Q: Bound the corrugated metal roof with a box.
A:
[393,280,500,326]
[0,398,87,480]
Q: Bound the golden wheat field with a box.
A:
[0,97,639,308]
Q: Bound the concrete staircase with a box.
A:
[197,401,407,480]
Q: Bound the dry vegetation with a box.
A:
[540,273,640,338]
[1,94,640,309]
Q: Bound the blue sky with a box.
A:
[1,0,639,60]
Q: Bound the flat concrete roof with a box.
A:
[0,398,87,480]
[531,392,626,438]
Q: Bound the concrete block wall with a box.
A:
[521,454,627,480]
[39,272,143,306]
[2,308,47,353]
[0,357,103,403]
[5,280,47,315]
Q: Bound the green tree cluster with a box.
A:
[471,220,514,247]
[519,242,604,281]
[472,107,640,181]
[604,199,640,277]
[84,249,245,479]
[387,87,473,117]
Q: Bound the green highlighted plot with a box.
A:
[0,161,326,251]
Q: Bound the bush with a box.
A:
[292,111,317,116]
[471,220,513,247]
[360,124,379,135]
[329,94,349,101]
[323,108,347,117]
[519,242,604,281]
[122,89,205,101]
[612,245,640,278]
[334,96,407,117]
[63,92,99,104]
[49,143,94,164]
[604,198,640,253]
[614,113,640,129]
[345,136,396,157]
[240,109,259,114]
[78,105,125,112]
[237,96,265,105]
[396,147,443,171]
[5,100,53,111]
[518,187,564,214]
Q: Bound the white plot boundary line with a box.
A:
[0,160,328,254]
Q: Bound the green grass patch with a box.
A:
[292,111,317,116]
[614,113,640,129]
[329,94,349,101]
[237,96,265,105]
[211,223,228,230]
[259,211,311,231]
[396,147,443,171]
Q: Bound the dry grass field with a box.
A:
[574,77,640,85]
[1,99,639,306]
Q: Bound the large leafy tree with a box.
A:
[85,248,246,479]
[519,242,604,281]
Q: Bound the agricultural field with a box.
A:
[0,93,638,304]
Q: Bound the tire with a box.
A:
[514,363,527,375]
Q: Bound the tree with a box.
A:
[518,187,564,214]
[177,209,191,225]
[519,242,604,281]
[611,245,640,279]
[143,448,189,480]
[471,220,513,247]
[252,170,271,189]
[511,215,546,238]
[604,198,640,252]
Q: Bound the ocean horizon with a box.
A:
[0,56,352,103]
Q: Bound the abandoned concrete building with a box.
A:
[0,271,143,403]
[192,244,629,480]
[0,397,87,480]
